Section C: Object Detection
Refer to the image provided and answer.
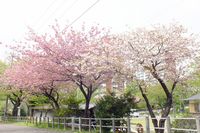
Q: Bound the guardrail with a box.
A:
[1,116,200,133]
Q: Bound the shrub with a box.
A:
[172,117,196,133]
[95,92,136,132]
[54,92,83,117]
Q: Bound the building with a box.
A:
[185,93,200,114]
[29,104,53,118]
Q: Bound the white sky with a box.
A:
[0,0,200,61]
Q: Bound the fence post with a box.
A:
[99,118,102,133]
[145,116,150,133]
[112,118,115,133]
[196,117,200,133]
[64,118,66,130]
[39,117,41,124]
[36,117,38,126]
[89,118,91,133]
[47,117,49,128]
[79,117,82,132]
[58,117,60,129]
[45,117,46,124]
[166,117,171,133]
[127,117,131,133]
[52,117,54,128]
[26,117,28,125]
[72,117,75,131]
[43,117,45,125]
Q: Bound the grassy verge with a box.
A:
[0,120,99,133]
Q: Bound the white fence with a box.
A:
[1,116,200,133]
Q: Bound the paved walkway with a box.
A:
[0,123,71,133]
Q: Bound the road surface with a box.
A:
[0,123,71,133]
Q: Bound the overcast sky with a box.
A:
[0,0,200,61]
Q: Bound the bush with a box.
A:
[20,108,27,116]
[172,117,196,133]
[95,92,136,132]
[54,92,83,117]
[53,108,82,117]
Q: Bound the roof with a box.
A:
[185,93,200,101]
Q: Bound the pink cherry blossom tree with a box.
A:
[1,75,26,116]
[118,24,199,133]
[2,58,69,110]
[8,23,114,117]
[0,59,26,116]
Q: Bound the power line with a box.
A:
[58,0,80,20]
[62,0,101,33]
[33,0,58,28]
[36,0,71,31]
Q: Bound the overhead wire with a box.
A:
[33,0,101,33]
[62,0,101,33]
[58,0,80,20]
[36,0,71,32]
[33,0,58,28]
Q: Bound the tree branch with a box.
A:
[78,81,87,98]
[150,62,171,97]
[171,81,178,94]
[138,85,156,118]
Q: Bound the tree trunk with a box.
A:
[12,106,18,116]
[8,91,24,117]
[12,102,20,116]
[9,97,21,116]
[77,82,93,118]
[51,96,60,109]
[148,97,172,133]
[139,84,173,133]
[158,119,166,133]
[84,95,91,118]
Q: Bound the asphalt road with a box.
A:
[0,123,71,133]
